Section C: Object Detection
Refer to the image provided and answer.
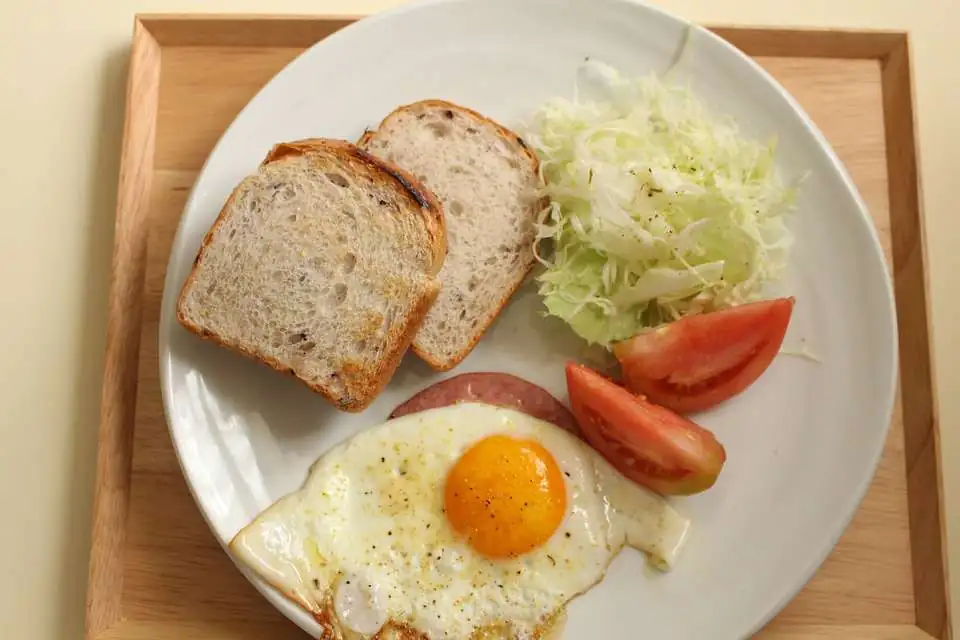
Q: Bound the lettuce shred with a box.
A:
[524,60,798,347]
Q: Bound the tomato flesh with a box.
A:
[565,362,726,496]
[613,297,795,414]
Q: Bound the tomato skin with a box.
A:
[613,297,795,414]
[565,362,726,496]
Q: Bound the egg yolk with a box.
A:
[444,435,567,559]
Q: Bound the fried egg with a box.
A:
[229,403,690,639]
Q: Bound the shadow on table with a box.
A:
[57,44,129,640]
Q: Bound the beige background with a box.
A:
[1,0,955,638]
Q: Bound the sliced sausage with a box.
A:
[390,372,579,434]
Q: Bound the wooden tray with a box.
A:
[86,14,947,640]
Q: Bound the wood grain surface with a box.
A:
[87,16,945,640]
[85,19,160,640]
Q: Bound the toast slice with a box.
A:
[176,138,446,412]
[359,100,544,371]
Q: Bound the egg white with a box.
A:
[229,403,690,639]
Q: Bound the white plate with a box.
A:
[158,0,898,637]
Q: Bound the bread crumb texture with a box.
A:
[362,102,543,369]
[178,145,442,410]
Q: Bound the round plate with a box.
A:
[159,0,898,637]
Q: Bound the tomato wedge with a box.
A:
[565,362,726,496]
[612,297,795,415]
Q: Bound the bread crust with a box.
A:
[175,137,446,412]
[359,100,547,372]
[359,99,540,172]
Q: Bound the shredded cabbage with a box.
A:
[525,60,799,347]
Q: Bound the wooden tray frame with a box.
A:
[86,14,947,640]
